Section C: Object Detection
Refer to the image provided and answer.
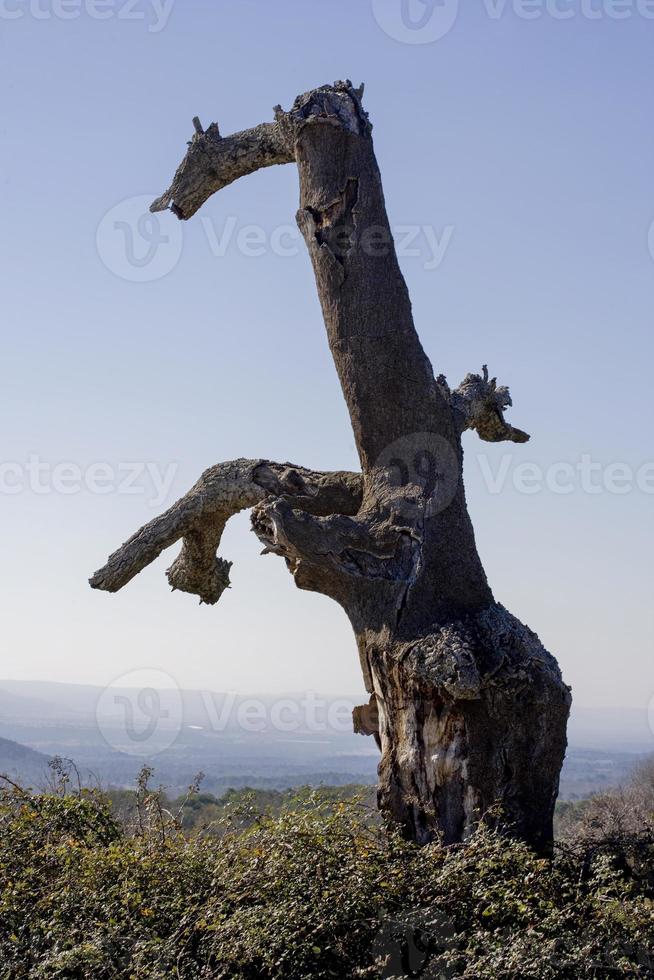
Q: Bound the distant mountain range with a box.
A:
[1,679,652,750]
[0,680,652,799]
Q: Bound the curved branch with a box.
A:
[89,460,361,604]
[150,120,294,220]
[149,81,368,222]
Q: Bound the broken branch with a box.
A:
[150,120,294,219]
[89,459,361,604]
[446,365,530,444]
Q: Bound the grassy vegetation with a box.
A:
[0,763,652,979]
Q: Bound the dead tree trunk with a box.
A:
[91,81,570,852]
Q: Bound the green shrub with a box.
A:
[0,773,652,979]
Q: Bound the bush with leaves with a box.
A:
[0,765,652,979]
[556,757,654,844]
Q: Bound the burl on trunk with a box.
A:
[91,81,570,852]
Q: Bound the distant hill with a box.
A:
[0,736,52,788]
[0,681,94,721]
[0,686,69,721]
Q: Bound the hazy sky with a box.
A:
[1,0,652,713]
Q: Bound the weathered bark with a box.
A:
[90,459,361,604]
[92,81,570,852]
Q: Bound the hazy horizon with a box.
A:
[0,675,651,707]
[2,677,653,757]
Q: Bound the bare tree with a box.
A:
[91,81,570,852]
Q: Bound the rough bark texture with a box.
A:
[92,81,570,852]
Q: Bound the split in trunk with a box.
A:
[91,81,570,853]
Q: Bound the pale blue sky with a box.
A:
[1,0,652,712]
